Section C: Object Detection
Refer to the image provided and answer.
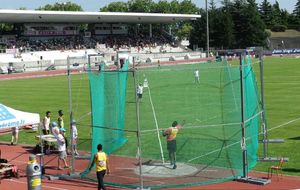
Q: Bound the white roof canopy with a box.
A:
[0,103,40,132]
[0,10,200,24]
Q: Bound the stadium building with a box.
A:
[0,10,202,73]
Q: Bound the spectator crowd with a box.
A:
[3,33,178,53]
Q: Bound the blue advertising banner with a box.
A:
[272,49,300,54]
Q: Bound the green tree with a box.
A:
[0,23,14,34]
[128,0,155,13]
[173,0,199,40]
[216,9,235,48]
[294,0,300,17]
[221,0,233,8]
[190,0,235,50]
[209,0,217,10]
[231,0,267,48]
[190,10,206,49]
[177,23,193,39]
[37,1,83,11]
[179,0,199,14]
[259,0,274,28]
[152,0,171,13]
[280,9,289,27]
[292,0,300,28]
[100,2,128,12]
[169,0,180,13]
[231,0,245,48]
[208,0,218,48]
[207,0,234,49]
[272,1,282,24]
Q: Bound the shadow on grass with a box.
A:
[288,136,300,140]
[126,101,136,104]
[283,168,300,173]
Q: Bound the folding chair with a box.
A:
[268,157,284,180]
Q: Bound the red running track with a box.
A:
[1,143,300,190]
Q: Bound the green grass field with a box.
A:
[268,29,300,38]
[0,56,300,177]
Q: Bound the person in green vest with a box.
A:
[57,110,64,129]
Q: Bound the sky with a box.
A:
[0,0,297,13]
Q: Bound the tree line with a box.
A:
[0,0,300,49]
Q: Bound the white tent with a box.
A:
[0,103,40,132]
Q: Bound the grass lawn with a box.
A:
[0,56,300,177]
[268,29,300,38]
[253,56,300,175]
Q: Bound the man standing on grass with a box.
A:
[163,121,183,169]
[194,69,200,84]
[57,110,64,129]
[89,144,110,190]
[11,126,19,145]
[137,83,143,101]
[42,111,51,135]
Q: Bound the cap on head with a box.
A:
[51,122,57,127]
[71,119,76,124]
[172,121,178,127]
[60,128,66,132]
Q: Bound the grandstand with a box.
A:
[0,10,202,72]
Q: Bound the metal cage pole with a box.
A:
[239,52,248,178]
[39,123,44,156]
[258,49,268,158]
[236,50,271,185]
[67,56,75,174]
[132,57,144,189]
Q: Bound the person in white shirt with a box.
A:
[54,128,69,170]
[137,83,143,101]
[11,126,19,145]
[143,78,148,88]
[194,69,200,84]
[42,111,51,135]
[71,120,79,155]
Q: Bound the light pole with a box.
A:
[206,0,210,57]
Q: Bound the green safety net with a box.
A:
[88,61,129,155]
[82,57,261,189]
[244,56,260,170]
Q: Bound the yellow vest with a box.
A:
[58,117,64,128]
[96,152,107,172]
[168,127,178,141]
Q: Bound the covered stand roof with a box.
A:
[0,10,200,23]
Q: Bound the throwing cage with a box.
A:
[66,51,266,189]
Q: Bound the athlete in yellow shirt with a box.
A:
[89,144,110,190]
[163,121,183,169]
